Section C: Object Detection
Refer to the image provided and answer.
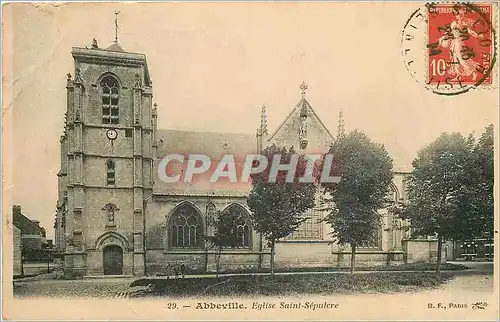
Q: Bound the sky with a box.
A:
[3,2,498,239]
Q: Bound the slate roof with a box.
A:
[153,130,257,196]
[151,126,413,196]
[12,206,46,237]
[156,130,257,159]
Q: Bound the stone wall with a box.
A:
[275,242,333,267]
[18,262,56,276]
[144,195,264,274]
[402,239,446,263]
[13,226,22,276]
[275,241,404,268]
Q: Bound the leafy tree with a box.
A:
[205,210,244,277]
[402,132,476,272]
[471,125,494,240]
[322,130,393,274]
[247,145,317,275]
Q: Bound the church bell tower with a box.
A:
[58,35,157,277]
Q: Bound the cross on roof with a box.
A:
[114,11,120,43]
[300,81,308,98]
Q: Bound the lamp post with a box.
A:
[47,249,52,274]
[21,254,25,277]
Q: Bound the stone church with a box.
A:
[54,40,411,277]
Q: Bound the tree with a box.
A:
[247,145,317,275]
[205,210,244,277]
[322,130,393,274]
[402,132,476,273]
[471,125,494,240]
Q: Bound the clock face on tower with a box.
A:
[106,129,118,140]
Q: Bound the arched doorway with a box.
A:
[103,245,123,275]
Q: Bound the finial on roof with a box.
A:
[300,81,308,98]
[152,103,158,117]
[260,105,268,135]
[66,73,72,86]
[114,11,120,43]
[92,38,98,49]
[337,110,346,140]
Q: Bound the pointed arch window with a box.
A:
[101,76,119,124]
[168,203,203,249]
[286,188,324,240]
[106,160,116,185]
[220,204,252,248]
[359,219,383,249]
[390,182,400,203]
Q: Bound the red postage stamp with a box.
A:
[427,3,494,86]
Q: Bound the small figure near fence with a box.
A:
[164,261,171,279]
[180,261,185,278]
[174,263,179,278]
[163,261,186,279]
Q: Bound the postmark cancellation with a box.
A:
[401,2,497,95]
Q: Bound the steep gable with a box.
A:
[268,94,334,154]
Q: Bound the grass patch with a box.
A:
[200,262,469,275]
[153,262,468,277]
[132,272,454,297]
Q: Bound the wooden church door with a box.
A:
[103,245,123,275]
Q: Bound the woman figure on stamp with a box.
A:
[438,6,484,81]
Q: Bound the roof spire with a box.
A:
[114,11,120,43]
[337,109,346,140]
[260,105,268,135]
[300,81,308,98]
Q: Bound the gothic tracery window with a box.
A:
[286,189,324,240]
[220,204,252,248]
[169,203,203,249]
[359,223,382,249]
[101,76,119,124]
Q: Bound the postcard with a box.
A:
[2,2,498,320]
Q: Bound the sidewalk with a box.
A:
[14,262,492,283]
[13,273,55,282]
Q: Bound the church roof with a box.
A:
[381,139,413,173]
[156,130,257,158]
[105,42,125,52]
[151,82,413,196]
[13,205,46,236]
[153,130,257,196]
[151,125,412,197]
